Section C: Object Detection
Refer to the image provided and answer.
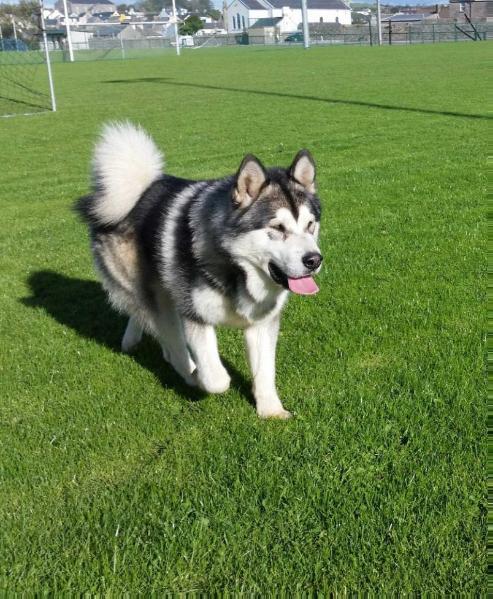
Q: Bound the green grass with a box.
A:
[0,43,487,593]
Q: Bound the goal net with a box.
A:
[62,22,175,62]
[0,1,56,117]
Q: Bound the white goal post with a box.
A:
[0,0,56,117]
[39,0,56,111]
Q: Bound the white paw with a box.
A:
[257,407,292,420]
[161,346,170,362]
[197,367,231,394]
[121,319,143,353]
[121,337,139,353]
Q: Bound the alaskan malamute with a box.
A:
[76,123,323,418]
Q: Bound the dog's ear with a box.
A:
[289,150,316,193]
[233,154,267,209]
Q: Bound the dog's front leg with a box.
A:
[244,316,291,419]
[183,320,231,394]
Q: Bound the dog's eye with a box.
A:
[307,221,315,234]
[271,223,286,234]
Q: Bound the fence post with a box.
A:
[432,23,435,43]
[120,35,125,59]
[301,0,310,48]
[376,0,382,45]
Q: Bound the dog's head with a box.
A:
[227,151,323,296]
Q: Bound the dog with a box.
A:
[76,122,323,418]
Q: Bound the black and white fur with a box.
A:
[76,122,323,418]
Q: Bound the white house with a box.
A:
[196,22,229,36]
[54,0,117,17]
[226,0,351,33]
[43,8,63,20]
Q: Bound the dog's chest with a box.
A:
[191,284,286,328]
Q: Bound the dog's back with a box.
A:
[75,122,168,327]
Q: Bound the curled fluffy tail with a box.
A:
[82,122,164,226]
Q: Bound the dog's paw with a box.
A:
[197,367,231,394]
[121,337,139,353]
[121,318,143,353]
[257,407,293,420]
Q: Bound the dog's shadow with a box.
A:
[21,271,252,404]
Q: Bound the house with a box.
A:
[249,12,300,39]
[90,11,118,20]
[43,8,63,21]
[248,16,283,41]
[54,0,117,18]
[195,22,228,35]
[158,8,173,21]
[225,0,351,33]
[438,1,491,20]
[381,13,427,23]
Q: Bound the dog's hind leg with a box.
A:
[121,316,143,353]
[152,301,197,387]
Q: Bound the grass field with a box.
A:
[0,43,487,593]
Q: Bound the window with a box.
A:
[237,13,241,29]
[319,17,323,22]
[242,15,246,29]
[232,15,236,29]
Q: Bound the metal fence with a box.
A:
[46,37,175,62]
[195,22,492,48]
[3,20,491,65]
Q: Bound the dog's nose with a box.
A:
[302,252,323,271]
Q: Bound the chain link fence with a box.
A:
[44,21,492,62]
[4,19,491,68]
[195,21,492,48]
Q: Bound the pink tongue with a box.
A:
[288,276,319,295]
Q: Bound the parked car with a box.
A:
[284,32,304,43]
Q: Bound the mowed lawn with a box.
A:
[0,43,487,593]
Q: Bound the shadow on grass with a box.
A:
[102,77,491,121]
[0,93,47,113]
[21,270,252,406]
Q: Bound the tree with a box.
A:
[0,1,40,39]
[137,0,213,16]
[179,14,203,34]
[0,1,38,21]
[207,8,221,21]
[138,0,165,14]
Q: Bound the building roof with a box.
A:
[91,11,115,19]
[71,0,115,4]
[268,0,349,8]
[250,16,282,27]
[92,24,126,35]
[382,13,425,21]
[240,0,267,9]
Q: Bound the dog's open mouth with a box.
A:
[268,262,319,296]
